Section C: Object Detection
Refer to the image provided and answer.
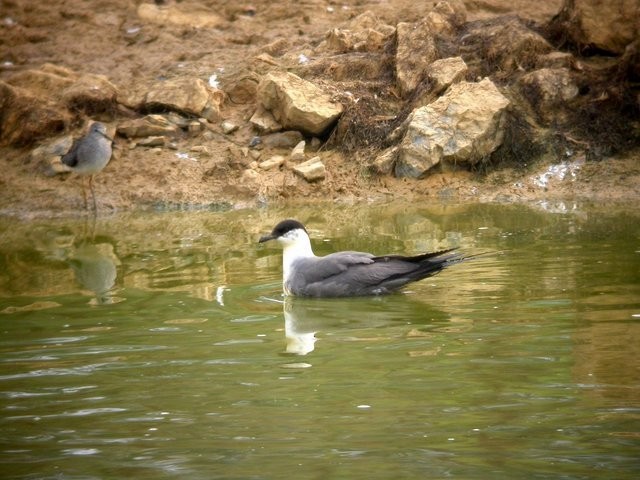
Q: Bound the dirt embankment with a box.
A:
[0,0,639,219]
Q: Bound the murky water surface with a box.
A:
[1,202,639,479]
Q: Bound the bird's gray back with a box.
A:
[62,130,112,175]
[287,251,426,297]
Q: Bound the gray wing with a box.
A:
[290,251,426,297]
[288,251,375,296]
[61,137,81,167]
[289,249,461,297]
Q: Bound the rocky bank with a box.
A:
[0,0,639,218]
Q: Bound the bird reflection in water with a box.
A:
[68,239,121,305]
[282,295,453,356]
[283,297,319,355]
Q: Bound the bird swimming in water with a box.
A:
[62,122,113,212]
[259,219,465,297]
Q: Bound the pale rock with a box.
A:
[190,145,211,156]
[117,114,180,138]
[558,0,639,54]
[426,57,468,95]
[221,121,239,134]
[395,78,510,178]
[188,121,202,133]
[369,147,398,175]
[137,2,224,29]
[395,21,439,97]
[136,136,167,147]
[145,77,224,122]
[259,155,285,170]
[519,68,579,123]
[257,71,343,136]
[165,112,191,128]
[250,105,282,133]
[290,141,306,162]
[293,156,326,182]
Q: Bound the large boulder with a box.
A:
[5,63,119,115]
[552,0,639,54]
[256,71,343,136]
[462,16,553,76]
[395,1,466,97]
[61,74,119,114]
[144,77,225,122]
[0,81,70,147]
[395,78,510,178]
[395,21,438,97]
[518,68,579,124]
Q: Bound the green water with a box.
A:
[1,202,639,479]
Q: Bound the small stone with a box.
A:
[290,140,306,162]
[188,121,202,133]
[293,156,325,182]
[165,112,191,128]
[221,121,239,134]
[249,149,262,160]
[250,105,282,133]
[259,155,285,170]
[262,131,304,149]
[136,136,167,147]
[249,136,262,148]
[369,147,397,175]
[117,114,180,138]
[190,145,211,156]
[426,57,468,95]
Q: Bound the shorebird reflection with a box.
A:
[68,241,120,305]
[284,297,318,355]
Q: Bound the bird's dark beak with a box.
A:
[259,234,275,244]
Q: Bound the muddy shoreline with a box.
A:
[1,0,638,219]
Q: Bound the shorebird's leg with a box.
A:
[81,178,88,211]
[89,175,98,213]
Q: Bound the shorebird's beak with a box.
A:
[259,233,275,243]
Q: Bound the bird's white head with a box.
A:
[259,219,312,251]
[89,122,113,141]
[259,219,316,288]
